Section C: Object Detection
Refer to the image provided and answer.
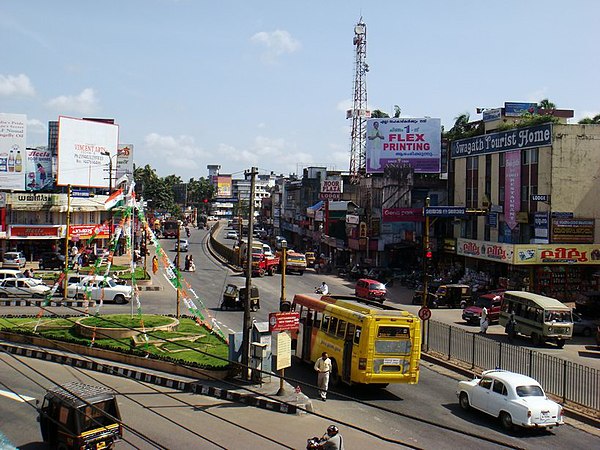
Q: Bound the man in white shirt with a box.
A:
[314,352,332,401]
[480,306,489,334]
[320,282,329,295]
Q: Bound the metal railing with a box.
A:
[423,320,600,412]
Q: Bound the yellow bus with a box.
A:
[291,294,421,386]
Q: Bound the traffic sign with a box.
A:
[418,306,432,321]
[268,312,300,332]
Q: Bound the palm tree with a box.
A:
[538,98,556,110]
[578,114,600,124]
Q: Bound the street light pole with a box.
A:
[279,239,288,311]
[176,224,181,318]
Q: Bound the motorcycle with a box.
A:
[306,436,325,449]
[185,227,191,238]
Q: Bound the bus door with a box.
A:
[342,323,355,383]
[301,310,315,362]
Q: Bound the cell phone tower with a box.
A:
[348,19,369,183]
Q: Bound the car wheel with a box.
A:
[556,339,565,349]
[460,300,467,309]
[114,295,126,304]
[299,271,304,276]
[459,392,470,410]
[500,411,513,431]
[582,327,592,337]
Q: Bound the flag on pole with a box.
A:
[104,188,124,210]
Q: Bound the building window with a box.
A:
[465,156,479,209]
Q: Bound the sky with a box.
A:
[2,0,600,181]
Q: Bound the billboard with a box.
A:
[217,175,232,198]
[25,148,53,191]
[366,118,441,174]
[0,113,27,191]
[57,116,119,188]
[116,144,134,182]
[504,102,537,117]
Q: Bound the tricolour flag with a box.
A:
[104,189,124,210]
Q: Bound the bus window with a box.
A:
[321,315,330,332]
[329,317,338,335]
[336,320,347,338]
[354,326,362,344]
[313,311,321,328]
[546,310,571,323]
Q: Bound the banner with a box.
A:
[504,150,521,230]
[514,244,600,265]
[69,224,110,240]
[25,148,53,191]
[456,238,514,263]
[116,144,134,181]
[366,118,441,174]
[0,113,26,191]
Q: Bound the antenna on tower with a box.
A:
[348,18,369,184]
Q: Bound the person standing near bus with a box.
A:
[314,352,332,401]
[480,306,489,334]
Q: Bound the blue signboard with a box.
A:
[487,212,498,228]
[482,108,502,122]
[424,206,466,217]
[504,102,538,117]
[451,123,552,159]
[551,212,574,219]
[71,188,90,198]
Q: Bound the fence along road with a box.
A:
[424,319,599,413]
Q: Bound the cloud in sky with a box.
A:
[46,88,99,114]
[144,132,213,172]
[0,73,35,96]
[26,118,46,135]
[250,30,301,63]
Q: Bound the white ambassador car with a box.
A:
[67,275,132,304]
[0,278,51,298]
[457,369,564,430]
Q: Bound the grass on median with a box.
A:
[0,315,229,369]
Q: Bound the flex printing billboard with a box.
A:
[57,116,119,188]
[366,118,441,174]
[0,113,26,191]
[217,175,232,198]
[25,148,53,191]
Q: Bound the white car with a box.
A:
[2,251,27,268]
[67,275,132,304]
[456,369,564,430]
[226,231,238,240]
[174,239,189,252]
[0,278,51,298]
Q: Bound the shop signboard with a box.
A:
[69,224,110,240]
[487,212,498,228]
[551,212,574,219]
[534,212,549,239]
[116,144,134,182]
[551,218,595,244]
[8,193,57,208]
[456,238,513,263]
[9,225,65,239]
[365,117,441,174]
[346,214,360,225]
[424,206,466,217]
[514,244,600,265]
[382,208,424,222]
[482,108,502,122]
[0,113,26,191]
[505,150,521,229]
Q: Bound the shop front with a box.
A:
[7,225,66,261]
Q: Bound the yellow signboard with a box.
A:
[514,244,600,265]
[276,331,291,370]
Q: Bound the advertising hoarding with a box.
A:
[216,175,232,198]
[456,238,514,263]
[116,144,134,182]
[365,118,441,174]
[382,208,424,222]
[551,218,595,244]
[0,113,26,191]
[514,244,600,265]
[504,102,538,117]
[25,148,53,191]
[57,116,119,188]
[504,150,521,230]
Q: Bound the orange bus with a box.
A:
[291,294,421,386]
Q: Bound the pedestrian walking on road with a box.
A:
[314,352,332,401]
[152,255,159,275]
[480,306,489,334]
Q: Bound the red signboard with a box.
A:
[268,312,300,332]
[69,224,110,239]
[9,225,62,238]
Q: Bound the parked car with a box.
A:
[67,275,132,304]
[572,312,598,337]
[355,278,387,303]
[456,369,564,430]
[0,278,51,298]
[226,231,239,240]
[174,239,189,252]
[38,252,66,270]
[0,269,26,281]
[2,251,26,268]
[462,292,503,325]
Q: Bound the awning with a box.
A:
[306,201,324,218]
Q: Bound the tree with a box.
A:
[370,109,389,118]
[538,98,556,110]
[578,114,600,124]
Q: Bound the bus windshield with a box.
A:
[544,310,571,323]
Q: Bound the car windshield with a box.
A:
[516,385,544,397]
[370,282,386,290]
[475,297,492,308]
[544,310,572,323]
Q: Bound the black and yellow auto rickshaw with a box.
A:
[431,284,472,309]
[221,284,260,311]
[38,381,122,450]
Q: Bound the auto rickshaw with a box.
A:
[221,284,260,311]
[431,284,472,309]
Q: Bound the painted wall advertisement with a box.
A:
[57,116,119,188]
[456,238,514,263]
[504,150,521,230]
[0,113,26,191]
[365,117,441,174]
[25,148,53,191]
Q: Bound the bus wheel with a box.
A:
[329,359,341,387]
[556,339,565,349]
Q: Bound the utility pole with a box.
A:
[279,239,288,311]
[63,185,71,301]
[176,224,181,318]
[241,167,257,381]
[422,196,430,306]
